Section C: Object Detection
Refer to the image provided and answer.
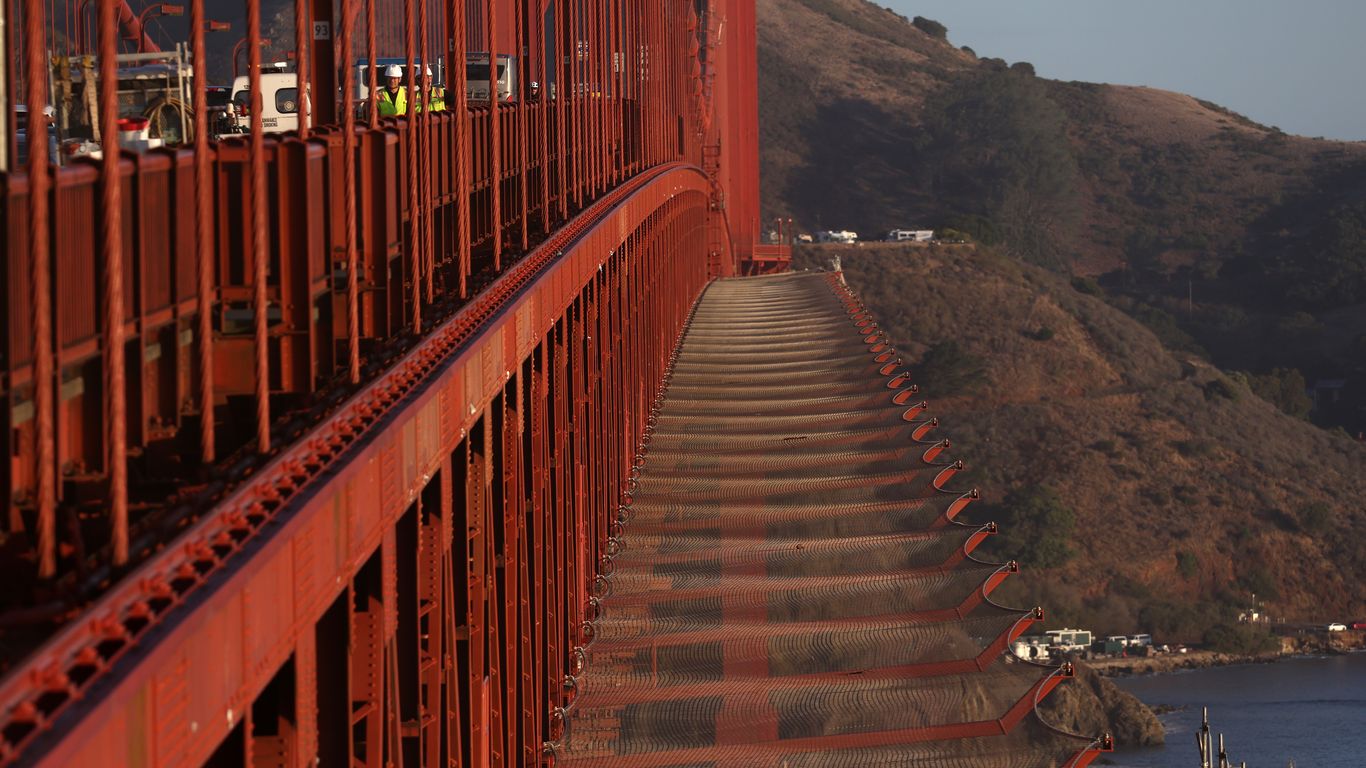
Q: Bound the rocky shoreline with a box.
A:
[1087,632,1366,678]
[1038,663,1167,747]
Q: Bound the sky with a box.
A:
[882,0,1366,141]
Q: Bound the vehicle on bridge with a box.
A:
[221,69,303,136]
[465,52,517,102]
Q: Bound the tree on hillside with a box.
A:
[1266,201,1366,309]
[992,486,1077,569]
[919,70,1081,269]
[1247,368,1313,419]
[912,16,948,40]
[916,341,987,396]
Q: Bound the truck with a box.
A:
[1094,637,1127,655]
[1044,628,1093,652]
[886,229,934,242]
[465,53,517,103]
[220,69,303,136]
[55,46,196,150]
[816,230,858,244]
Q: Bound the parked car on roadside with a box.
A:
[1326,623,1347,632]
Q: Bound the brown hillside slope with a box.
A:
[797,245,1366,631]
[756,0,974,227]
[758,0,1366,268]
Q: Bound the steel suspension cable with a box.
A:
[418,0,432,302]
[190,0,214,464]
[454,0,469,297]
[514,0,526,250]
[366,0,377,128]
[294,0,310,137]
[486,0,501,269]
[343,0,360,382]
[247,0,270,454]
[24,0,56,578]
[98,0,129,565]
[404,0,420,332]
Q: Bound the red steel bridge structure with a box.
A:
[0,0,1111,764]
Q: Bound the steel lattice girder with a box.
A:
[1,168,711,768]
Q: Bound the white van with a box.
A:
[465,53,517,103]
[221,71,302,135]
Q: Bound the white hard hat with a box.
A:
[42,105,56,117]
[425,67,433,77]
[384,64,403,78]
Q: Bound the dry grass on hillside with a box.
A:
[794,244,1366,627]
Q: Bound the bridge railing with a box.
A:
[1,0,707,670]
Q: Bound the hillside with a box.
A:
[758,0,1366,256]
[796,244,1366,641]
[758,0,1366,435]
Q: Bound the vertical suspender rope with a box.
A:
[606,0,615,187]
[554,0,566,221]
[570,0,580,209]
[247,0,270,454]
[25,0,57,578]
[515,0,527,251]
[592,0,602,191]
[343,0,360,382]
[366,0,377,129]
[190,0,214,464]
[536,0,549,232]
[404,0,421,332]
[294,0,310,137]
[486,0,501,269]
[582,0,591,202]
[419,0,433,302]
[455,0,469,297]
[97,0,129,565]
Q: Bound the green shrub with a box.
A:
[912,16,948,39]
[993,486,1077,569]
[1090,439,1118,456]
[1070,276,1103,296]
[1139,599,1225,643]
[1131,303,1207,355]
[1203,377,1241,402]
[917,341,987,396]
[1239,567,1280,601]
[1171,439,1215,458]
[1177,551,1199,580]
[1298,502,1331,534]
[1202,621,1279,654]
[1246,368,1313,419]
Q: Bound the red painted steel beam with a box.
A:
[0,165,711,768]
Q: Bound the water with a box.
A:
[1109,653,1366,768]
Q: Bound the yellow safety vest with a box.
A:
[376,87,407,116]
[412,88,445,113]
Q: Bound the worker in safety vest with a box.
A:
[376,64,407,116]
[417,67,445,113]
